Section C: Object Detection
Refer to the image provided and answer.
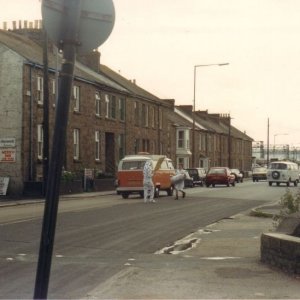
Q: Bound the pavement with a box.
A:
[1,193,300,299]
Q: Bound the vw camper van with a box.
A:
[116,153,175,199]
[267,161,299,187]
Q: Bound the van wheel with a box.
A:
[122,192,129,199]
[154,187,160,198]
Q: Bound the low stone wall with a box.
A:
[261,232,300,274]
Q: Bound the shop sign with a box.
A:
[0,148,16,163]
[0,138,16,148]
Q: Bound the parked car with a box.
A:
[252,167,267,182]
[230,169,244,183]
[184,171,194,188]
[186,168,207,186]
[116,153,175,198]
[267,161,299,187]
[206,167,235,187]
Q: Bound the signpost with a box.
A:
[34,1,115,298]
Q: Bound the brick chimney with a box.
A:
[77,50,101,73]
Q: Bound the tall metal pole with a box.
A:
[42,28,49,196]
[228,115,231,168]
[267,118,269,165]
[34,1,82,298]
[192,63,229,167]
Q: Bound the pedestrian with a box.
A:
[143,159,155,203]
[174,164,186,200]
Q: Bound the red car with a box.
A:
[205,167,235,187]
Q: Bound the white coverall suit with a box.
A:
[143,160,155,203]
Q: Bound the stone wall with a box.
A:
[261,232,300,274]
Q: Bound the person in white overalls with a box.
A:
[143,159,155,203]
[174,164,186,200]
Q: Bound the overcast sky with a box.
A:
[1,0,300,148]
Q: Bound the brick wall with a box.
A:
[261,232,300,274]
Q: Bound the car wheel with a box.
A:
[122,192,129,199]
[206,183,210,188]
[294,180,298,187]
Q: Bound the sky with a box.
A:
[1,0,300,148]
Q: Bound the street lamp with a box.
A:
[192,63,229,167]
[273,133,288,158]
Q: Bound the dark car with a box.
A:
[184,171,194,188]
[186,168,207,186]
[206,167,235,187]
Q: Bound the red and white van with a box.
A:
[116,153,175,199]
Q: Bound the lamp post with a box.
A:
[273,133,288,159]
[192,63,229,167]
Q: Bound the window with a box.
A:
[95,131,100,160]
[142,139,150,152]
[177,130,184,148]
[159,108,163,129]
[105,94,116,119]
[119,97,125,121]
[73,129,80,160]
[142,104,149,127]
[73,85,80,112]
[150,107,155,128]
[52,79,56,95]
[37,124,43,159]
[111,96,116,119]
[37,76,43,104]
[95,92,101,116]
[134,101,139,126]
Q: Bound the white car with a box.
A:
[230,169,244,183]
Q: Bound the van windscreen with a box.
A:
[122,161,146,170]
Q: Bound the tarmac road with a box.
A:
[1,181,300,299]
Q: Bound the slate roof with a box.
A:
[0,29,128,93]
[176,106,253,141]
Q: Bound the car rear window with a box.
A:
[208,168,225,174]
[253,167,266,172]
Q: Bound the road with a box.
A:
[0,181,289,299]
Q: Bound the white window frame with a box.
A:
[95,92,101,116]
[37,76,43,104]
[105,94,110,118]
[73,85,80,112]
[73,129,80,160]
[119,97,125,121]
[95,131,100,161]
[37,124,43,159]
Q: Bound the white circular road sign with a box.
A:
[42,0,115,54]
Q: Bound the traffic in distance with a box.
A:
[115,153,300,199]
